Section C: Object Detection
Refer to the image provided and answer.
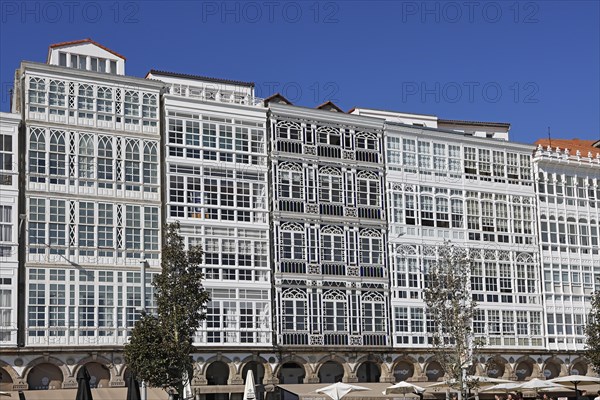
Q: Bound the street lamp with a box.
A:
[139,258,148,400]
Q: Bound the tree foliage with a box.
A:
[585,290,600,373]
[423,243,483,399]
[124,222,210,397]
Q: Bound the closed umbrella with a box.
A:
[549,375,600,393]
[243,370,256,400]
[75,365,94,400]
[316,382,370,400]
[126,373,141,400]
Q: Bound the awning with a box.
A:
[1,387,167,399]
[277,383,438,399]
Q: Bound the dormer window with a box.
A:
[49,40,125,74]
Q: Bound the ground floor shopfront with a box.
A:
[0,349,594,399]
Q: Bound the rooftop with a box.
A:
[535,138,599,155]
[48,38,126,60]
[147,69,255,88]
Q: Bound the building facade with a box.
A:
[0,39,598,398]
[0,112,21,348]
[533,140,600,354]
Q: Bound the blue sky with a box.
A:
[1,0,598,144]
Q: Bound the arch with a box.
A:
[357,170,378,180]
[319,166,342,176]
[79,362,110,388]
[362,291,384,302]
[278,162,303,172]
[318,360,344,383]
[393,360,415,382]
[275,355,312,384]
[543,358,562,379]
[424,361,444,382]
[356,361,380,383]
[359,228,382,238]
[125,138,140,160]
[27,363,64,390]
[397,245,417,256]
[206,361,230,385]
[0,365,15,392]
[355,131,377,140]
[514,358,535,381]
[278,362,306,384]
[570,358,588,375]
[322,290,346,301]
[242,361,265,385]
[321,225,344,235]
[280,222,304,232]
[486,356,508,379]
[98,136,113,157]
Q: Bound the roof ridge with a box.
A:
[148,69,255,88]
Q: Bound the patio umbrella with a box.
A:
[429,376,512,388]
[482,382,523,392]
[384,381,426,399]
[549,375,600,393]
[517,378,568,393]
[316,382,370,400]
[75,365,94,400]
[243,370,256,400]
[0,392,11,397]
[126,373,141,400]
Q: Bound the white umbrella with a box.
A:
[550,375,600,392]
[316,382,370,400]
[0,392,11,397]
[482,382,523,392]
[243,370,256,400]
[182,370,193,400]
[430,376,512,388]
[384,381,426,399]
[517,378,569,392]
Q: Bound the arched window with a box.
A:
[143,141,158,185]
[125,139,140,186]
[276,121,301,141]
[322,290,347,332]
[48,80,65,107]
[29,128,46,182]
[357,170,380,207]
[567,217,578,246]
[319,166,342,203]
[516,253,536,296]
[280,223,305,261]
[49,130,66,184]
[359,229,382,264]
[281,288,307,332]
[320,226,344,263]
[78,134,94,179]
[317,126,341,146]
[29,77,46,105]
[124,91,140,117]
[78,84,94,110]
[361,292,385,333]
[97,136,113,181]
[97,87,113,114]
[355,131,378,151]
[278,162,303,200]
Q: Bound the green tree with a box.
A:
[585,290,600,372]
[423,243,483,400]
[125,222,210,398]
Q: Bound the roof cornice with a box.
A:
[269,103,384,131]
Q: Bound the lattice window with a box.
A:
[278,162,303,199]
[29,77,46,105]
[276,121,301,140]
[49,130,66,184]
[319,166,342,203]
[321,226,344,263]
[323,290,347,332]
[78,134,95,179]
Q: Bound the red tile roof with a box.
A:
[263,93,293,106]
[535,138,600,155]
[316,101,344,113]
[48,38,126,60]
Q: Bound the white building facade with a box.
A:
[533,140,600,355]
[2,39,164,391]
[0,112,21,347]
[1,39,599,398]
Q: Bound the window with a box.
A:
[282,289,307,331]
[451,199,463,228]
[48,200,66,250]
[281,224,304,260]
[49,131,66,184]
[0,206,12,243]
[125,205,141,252]
[77,84,94,111]
[29,78,46,105]
[28,199,46,252]
[125,139,140,187]
[202,123,217,148]
[277,121,301,140]
[323,291,347,332]
[78,134,95,180]
[321,226,344,263]
[402,139,416,170]
[436,198,449,228]
[98,203,114,249]
[124,91,140,121]
[97,136,113,182]
[464,147,477,174]
[278,164,303,199]
[357,171,380,207]
[142,94,157,120]
[143,142,158,186]
[48,80,65,108]
[362,293,385,332]
[418,141,431,170]
[0,134,12,184]
[319,167,343,203]
[360,229,382,264]
[144,207,159,252]
[97,87,113,114]
[420,196,434,226]
[29,128,46,182]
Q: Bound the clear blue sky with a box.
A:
[1,0,598,144]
